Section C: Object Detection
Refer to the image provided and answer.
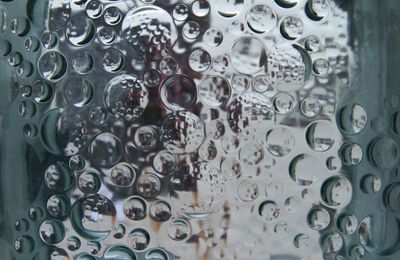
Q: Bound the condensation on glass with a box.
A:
[0,0,399,259]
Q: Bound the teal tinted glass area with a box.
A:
[1,0,400,259]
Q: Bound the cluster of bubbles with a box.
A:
[1,0,399,259]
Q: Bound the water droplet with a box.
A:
[206,120,225,140]
[189,49,211,72]
[237,180,259,202]
[239,142,264,166]
[104,74,149,120]
[246,5,277,34]
[173,3,189,21]
[266,126,295,157]
[138,172,161,198]
[160,111,205,154]
[289,154,321,186]
[368,137,399,169]
[280,16,303,40]
[78,171,101,194]
[273,92,295,114]
[321,176,352,208]
[104,245,136,260]
[203,28,223,47]
[294,233,310,249]
[360,174,381,193]
[182,21,201,40]
[300,97,321,118]
[320,232,343,253]
[66,14,95,46]
[124,196,147,221]
[86,0,103,19]
[104,6,122,25]
[39,219,65,244]
[38,51,67,81]
[71,52,94,74]
[153,150,176,176]
[338,104,367,135]
[231,37,266,74]
[337,213,358,234]
[306,121,336,152]
[275,0,299,8]
[306,0,330,21]
[146,248,168,260]
[198,140,217,161]
[63,78,93,108]
[216,0,244,17]
[98,26,117,45]
[307,207,330,230]
[340,143,363,166]
[168,219,190,241]
[128,228,150,251]
[102,48,125,72]
[221,157,241,179]
[313,58,330,76]
[259,200,280,221]
[89,133,123,168]
[199,75,231,107]
[160,75,197,110]
[111,162,136,187]
[47,194,70,218]
[45,162,73,191]
[67,236,81,251]
[149,200,172,222]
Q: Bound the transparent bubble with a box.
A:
[227,92,275,134]
[66,14,95,46]
[313,58,330,76]
[78,171,101,194]
[65,237,80,252]
[104,6,122,25]
[153,150,176,176]
[215,0,243,18]
[124,196,147,220]
[300,97,321,118]
[38,51,67,81]
[146,248,169,260]
[149,200,172,222]
[367,137,399,169]
[159,56,178,75]
[231,37,266,75]
[102,48,125,72]
[111,162,136,187]
[15,235,35,254]
[338,104,367,135]
[252,75,275,96]
[321,232,343,253]
[306,121,336,152]
[280,16,303,40]
[86,0,103,19]
[160,74,197,110]
[294,233,310,249]
[231,74,250,92]
[289,154,321,186]
[360,174,381,193]
[171,163,225,216]
[160,111,205,154]
[89,133,123,168]
[71,51,94,74]
[213,55,229,72]
[192,1,210,17]
[137,173,161,198]
[63,78,93,108]
[113,224,126,239]
[104,245,136,260]
[259,200,280,221]
[143,69,161,88]
[206,120,225,140]
[275,0,299,8]
[306,0,330,21]
[199,75,231,107]
[321,176,352,208]
[104,74,149,120]
[203,28,223,47]
[47,194,70,218]
[337,213,358,234]
[189,49,211,72]
[273,92,295,114]
[173,3,189,21]
[98,27,116,45]
[39,220,65,244]
[305,35,321,52]
[246,5,277,34]
[237,180,259,202]
[340,143,363,166]
[198,140,217,161]
[88,106,108,125]
[239,142,264,166]
[326,156,341,171]
[134,126,158,151]
[168,219,190,241]
[307,207,330,230]
[267,45,310,90]
[182,21,201,40]
[41,31,58,49]
[44,162,73,192]
[122,6,177,54]
[128,228,150,251]
[266,126,295,157]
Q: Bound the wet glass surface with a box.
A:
[0,0,400,259]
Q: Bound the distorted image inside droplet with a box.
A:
[63,78,93,107]
[38,51,67,81]
[230,37,267,75]
[160,111,205,154]
[289,154,321,186]
[246,5,277,34]
[160,74,197,110]
[104,74,149,120]
[306,121,336,152]
[199,75,231,107]
[215,0,244,18]
[66,14,95,46]
[321,176,352,208]
[266,127,295,157]
[89,133,123,168]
